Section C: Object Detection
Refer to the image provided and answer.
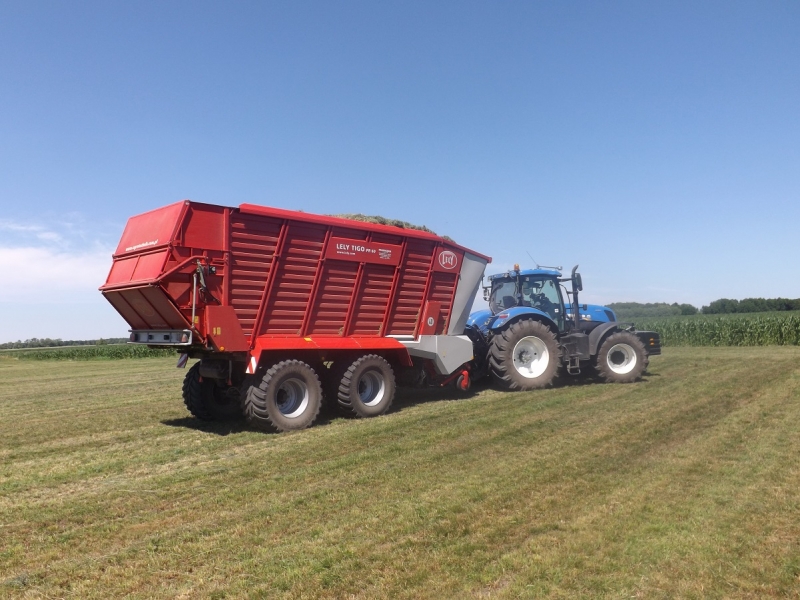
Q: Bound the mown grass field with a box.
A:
[2,348,800,598]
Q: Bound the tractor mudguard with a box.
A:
[488,307,558,333]
[588,322,620,356]
[466,309,494,330]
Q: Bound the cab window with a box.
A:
[489,280,517,313]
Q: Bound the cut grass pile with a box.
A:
[1,348,799,598]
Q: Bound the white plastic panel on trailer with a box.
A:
[447,252,490,336]
[400,335,475,375]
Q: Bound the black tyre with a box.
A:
[336,354,396,418]
[243,360,322,432]
[182,362,243,421]
[595,331,648,383]
[489,319,559,391]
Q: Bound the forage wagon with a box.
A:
[100,200,490,431]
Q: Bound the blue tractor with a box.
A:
[466,265,661,390]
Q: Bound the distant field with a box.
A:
[2,349,799,598]
[632,311,800,346]
[0,344,173,360]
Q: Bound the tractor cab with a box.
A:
[486,268,566,330]
[475,264,617,338]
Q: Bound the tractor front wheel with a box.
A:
[595,331,648,383]
[489,319,559,391]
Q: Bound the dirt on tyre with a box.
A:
[595,331,648,383]
[336,354,396,418]
[243,360,322,432]
[489,319,559,391]
[182,362,243,421]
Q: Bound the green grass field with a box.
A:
[2,349,800,598]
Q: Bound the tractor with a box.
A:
[466,265,661,390]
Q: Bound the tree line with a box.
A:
[700,297,800,314]
[609,298,800,319]
[608,302,699,319]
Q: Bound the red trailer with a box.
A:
[101,200,491,431]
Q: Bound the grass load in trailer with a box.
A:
[100,200,491,431]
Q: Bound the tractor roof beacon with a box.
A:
[465,264,661,391]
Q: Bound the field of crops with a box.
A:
[0,344,173,360]
[633,310,800,346]
[2,349,799,598]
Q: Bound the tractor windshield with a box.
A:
[489,279,518,313]
[489,275,564,327]
[521,276,562,322]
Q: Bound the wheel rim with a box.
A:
[275,377,310,418]
[512,336,550,379]
[606,343,637,374]
[357,370,385,407]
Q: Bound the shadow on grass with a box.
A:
[161,373,654,435]
[161,417,251,436]
[161,383,484,435]
[161,401,368,435]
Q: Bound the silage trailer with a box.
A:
[100,200,491,431]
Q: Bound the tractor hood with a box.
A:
[564,303,617,323]
[467,302,616,335]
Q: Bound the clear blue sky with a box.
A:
[1,1,798,343]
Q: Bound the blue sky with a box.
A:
[1,1,798,343]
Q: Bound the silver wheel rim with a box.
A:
[606,343,637,375]
[512,336,549,379]
[276,377,310,418]
[357,370,385,407]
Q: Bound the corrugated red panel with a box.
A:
[305,262,359,335]
[349,264,395,335]
[259,223,327,335]
[229,213,281,337]
[429,272,458,334]
[386,240,436,335]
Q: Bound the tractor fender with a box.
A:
[588,322,621,356]
[488,307,558,334]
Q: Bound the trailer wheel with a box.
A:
[336,355,396,418]
[489,319,558,391]
[596,331,648,383]
[243,360,322,432]
[182,362,243,421]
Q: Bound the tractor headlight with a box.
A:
[580,314,593,321]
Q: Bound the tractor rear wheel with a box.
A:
[489,319,559,391]
[243,360,322,432]
[336,354,396,418]
[595,331,648,383]
[182,362,243,421]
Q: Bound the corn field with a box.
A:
[0,344,175,360]
[633,311,800,346]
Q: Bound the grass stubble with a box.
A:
[0,348,799,598]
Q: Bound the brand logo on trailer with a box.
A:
[438,250,458,270]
